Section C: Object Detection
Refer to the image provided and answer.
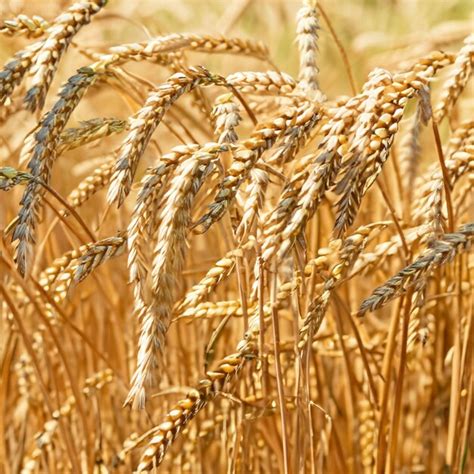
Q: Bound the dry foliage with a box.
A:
[0,0,473,473]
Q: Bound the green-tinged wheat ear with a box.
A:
[24,0,108,111]
[358,223,474,316]
[12,65,102,277]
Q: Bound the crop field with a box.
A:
[0,0,472,472]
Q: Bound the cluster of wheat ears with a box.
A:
[0,0,472,472]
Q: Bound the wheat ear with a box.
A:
[358,223,474,316]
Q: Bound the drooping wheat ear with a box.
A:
[125,143,227,410]
[12,65,100,277]
[136,272,301,470]
[296,0,321,94]
[298,223,386,349]
[176,240,254,314]
[268,100,322,165]
[127,145,198,309]
[260,95,363,262]
[211,93,241,144]
[103,33,270,65]
[0,14,49,38]
[43,232,126,305]
[107,67,225,207]
[358,223,474,316]
[21,369,113,474]
[414,138,473,235]
[333,52,454,236]
[59,118,128,153]
[24,0,107,111]
[66,155,116,208]
[135,352,246,471]
[73,232,127,283]
[0,40,44,106]
[12,68,97,275]
[434,34,474,123]
[226,71,297,95]
[194,102,315,233]
[236,168,269,239]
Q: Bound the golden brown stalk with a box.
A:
[0,14,49,38]
[24,0,107,111]
[12,65,102,276]
[125,143,227,409]
[358,222,474,316]
[434,34,474,123]
[107,67,225,206]
[296,0,321,94]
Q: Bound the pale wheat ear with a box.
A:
[296,0,321,95]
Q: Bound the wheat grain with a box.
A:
[0,14,49,38]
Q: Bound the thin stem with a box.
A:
[432,120,454,232]
[317,3,358,95]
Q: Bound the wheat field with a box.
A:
[0,0,473,472]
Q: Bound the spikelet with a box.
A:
[296,0,321,94]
